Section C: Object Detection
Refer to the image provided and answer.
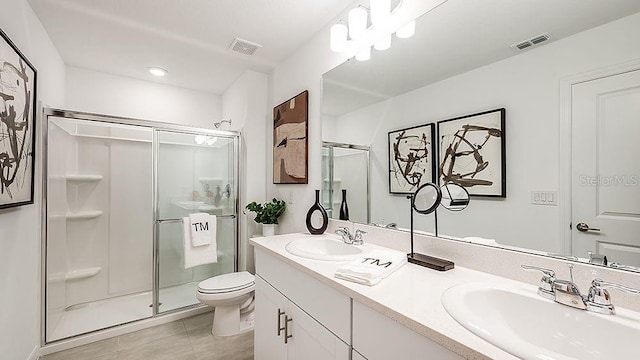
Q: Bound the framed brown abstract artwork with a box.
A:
[388,123,436,194]
[437,108,506,197]
[273,90,308,184]
[0,28,37,209]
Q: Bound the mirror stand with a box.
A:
[407,185,455,271]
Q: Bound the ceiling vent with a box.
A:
[229,38,262,56]
[511,33,550,51]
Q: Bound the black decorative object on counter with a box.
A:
[306,190,328,235]
[339,189,349,221]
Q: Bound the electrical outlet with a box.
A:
[287,191,294,204]
[531,191,557,205]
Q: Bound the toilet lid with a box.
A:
[198,271,255,294]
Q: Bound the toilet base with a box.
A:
[211,306,255,337]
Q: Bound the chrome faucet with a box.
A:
[522,264,640,315]
[335,227,366,245]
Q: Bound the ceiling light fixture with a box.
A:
[330,0,421,61]
[396,20,416,39]
[148,67,167,77]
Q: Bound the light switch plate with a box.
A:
[531,191,557,205]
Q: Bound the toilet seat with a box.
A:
[198,271,255,294]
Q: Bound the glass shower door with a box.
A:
[155,130,237,313]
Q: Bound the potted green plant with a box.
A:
[245,198,286,236]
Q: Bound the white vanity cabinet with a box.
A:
[352,301,463,360]
[254,250,351,360]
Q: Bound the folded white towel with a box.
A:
[335,249,407,286]
[189,213,216,247]
[183,217,218,269]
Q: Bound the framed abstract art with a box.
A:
[273,90,308,184]
[0,28,37,209]
[388,123,436,194]
[437,108,506,197]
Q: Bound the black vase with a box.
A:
[306,190,328,235]
[339,189,349,221]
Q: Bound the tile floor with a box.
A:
[41,312,254,360]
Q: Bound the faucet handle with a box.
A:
[521,265,556,299]
[353,229,367,245]
[585,279,640,315]
[521,265,556,279]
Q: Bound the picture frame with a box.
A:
[0,27,38,209]
[437,108,506,197]
[273,90,308,184]
[388,123,436,194]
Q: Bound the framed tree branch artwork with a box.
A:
[0,28,37,209]
[388,123,436,194]
[273,90,308,184]
[437,108,506,197]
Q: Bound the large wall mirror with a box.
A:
[321,0,640,271]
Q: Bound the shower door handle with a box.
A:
[277,309,285,336]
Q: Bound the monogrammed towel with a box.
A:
[334,249,407,286]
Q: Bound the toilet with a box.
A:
[196,271,255,336]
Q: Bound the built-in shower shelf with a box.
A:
[66,210,103,220]
[66,174,103,183]
[65,267,102,281]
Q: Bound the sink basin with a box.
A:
[442,282,640,359]
[285,235,363,261]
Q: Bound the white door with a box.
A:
[571,69,640,266]
[254,276,287,360]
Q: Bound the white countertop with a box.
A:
[250,233,526,360]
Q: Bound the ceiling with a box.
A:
[27,0,354,94]
[322,0,640,117]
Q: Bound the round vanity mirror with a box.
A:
[440,183,470,212]
[411,183,442,215]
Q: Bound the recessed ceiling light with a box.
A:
[148,67,167,76]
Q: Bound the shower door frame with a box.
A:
[321,141,371,223]
[41,108,241,345]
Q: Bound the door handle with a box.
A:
[576,222,600,232]
[277,309,285,336]
[284,315,293,344]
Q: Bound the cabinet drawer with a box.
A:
[255,249,351,343]
[353,301,463,360]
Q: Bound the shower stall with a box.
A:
[42,109,240,343]
[321,142,370,224]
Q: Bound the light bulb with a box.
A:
[370,0,390,26]
[330,23,348,52]
[148,67,167,76]
[348,6,368,40]
[194,135,206,145]
[355,46,371,61]
[396,20,416,39]
[206,137,217,146]
[374,35,391,51]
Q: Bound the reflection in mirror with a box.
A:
[321,142,370,224]
[440,183,470,212]
[321,0,640,271]
[412,183,441,215]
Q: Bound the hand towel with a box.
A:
[335,249,407,286]
[183,216,218,269]
[189,213,216,247]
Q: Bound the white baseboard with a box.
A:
[28,345,40,360]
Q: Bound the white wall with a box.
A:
[222,70,269,273]
[0,0,66,358]
[323,12,640,253]
[269,1,445,235]
[65,66,222,128]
